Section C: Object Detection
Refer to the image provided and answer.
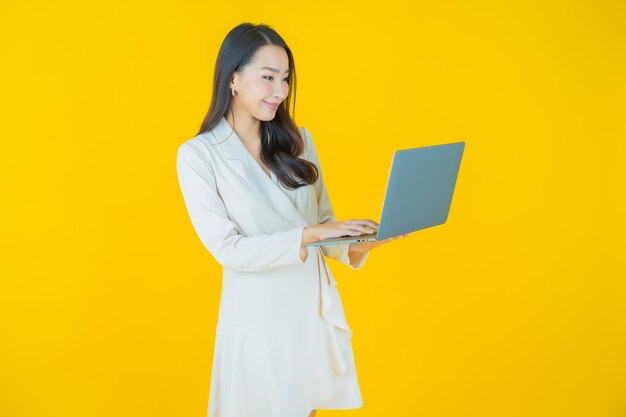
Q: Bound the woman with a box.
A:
[176,22,410,417]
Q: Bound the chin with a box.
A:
[257,112,277,121]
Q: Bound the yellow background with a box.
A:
[1,0,625,416]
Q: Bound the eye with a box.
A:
[263,75,290,82]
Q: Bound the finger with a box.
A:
[343,219,380,230]
[364,219,380,229]
[340,223,377,235]
[341,227,372,237]
[353,225,377,234]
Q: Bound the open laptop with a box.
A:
[304,141,465,246]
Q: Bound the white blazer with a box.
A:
[176,116,368,375]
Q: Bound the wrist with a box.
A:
[302,226,320,244]
[348,243,367,254]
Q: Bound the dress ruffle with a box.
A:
[315,246,354,376]
[207,247,362,417]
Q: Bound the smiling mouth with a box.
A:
[264,101,280,110]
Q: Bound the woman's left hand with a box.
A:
[349,230,412,254]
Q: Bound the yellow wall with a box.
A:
[1,0,624,416]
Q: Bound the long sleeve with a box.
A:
[302,127,369,270]
[176,142,307,272]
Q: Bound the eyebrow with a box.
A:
[261,66,290,73]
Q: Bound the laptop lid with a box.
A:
[376,141,465,240]
[304,141,465,246]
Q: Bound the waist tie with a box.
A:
[315,246,352,376]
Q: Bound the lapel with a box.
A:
[208,116,309,228]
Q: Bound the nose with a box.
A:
[273,91,286,101]
[273,83,288,100]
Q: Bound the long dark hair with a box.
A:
[197,23,319,190]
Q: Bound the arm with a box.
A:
[348,246,368,269]
[176,142,307,272]
[302,127,369,270]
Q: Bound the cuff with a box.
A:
[347,247,369,270]
[294,226,307,264]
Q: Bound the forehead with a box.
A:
[251,45,290,72]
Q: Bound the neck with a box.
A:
[225,105,261,144]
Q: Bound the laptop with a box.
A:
[304,141,465,246]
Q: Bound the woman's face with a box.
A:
[231,44,290,122]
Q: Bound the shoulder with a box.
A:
[176,133,216,174]
[297,125,320,164]
[297,125,316,160]
[298,125,312,143]
[177,136,202,165]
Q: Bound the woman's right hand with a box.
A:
[304,219,380,242]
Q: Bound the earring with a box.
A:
[231,87,236,96]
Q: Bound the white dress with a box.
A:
[176,116,369,417]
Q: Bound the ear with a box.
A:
[230,72,240,89]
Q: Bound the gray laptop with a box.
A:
[304,141,465,246]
